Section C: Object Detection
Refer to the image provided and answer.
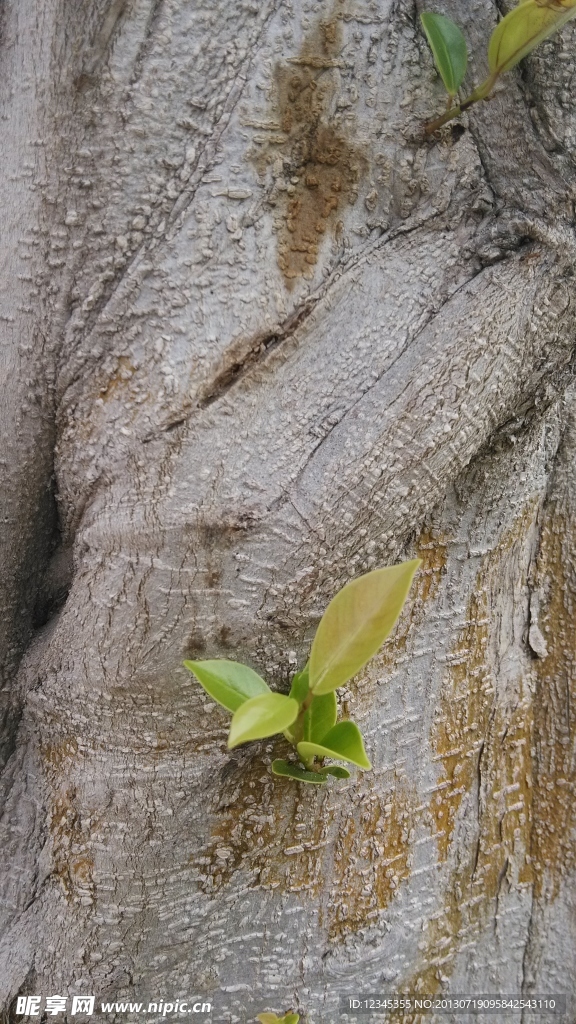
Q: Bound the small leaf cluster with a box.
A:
[256,1013,300,1024]
[184,560,420,785]
[421,0,576,133]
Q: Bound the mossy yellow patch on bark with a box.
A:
[430,579,491,862]
[324,784,415,941]
[202,760,416,942]
[200,753,332,896]
[402,503,540,1004]
[49,786,95,902]
[430,503,538,861]
[529,508,576,899]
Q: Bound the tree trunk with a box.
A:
[1,0,575,1020]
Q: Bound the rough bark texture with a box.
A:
[1,0,576,1021]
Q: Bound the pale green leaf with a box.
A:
[184,659,270,712]
[421,12,468,95]
[309,560,421,695]
[256,1014,299,1024]
[488,0,576,77]
[289,664,310,704]
[298,721,372,769]
[228,693,299,748]
[303,691,338,742]
[271,759,327,784]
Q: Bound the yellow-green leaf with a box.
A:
[228,693,299,748]
[184,659,270,712]
[289,664,310,704]
[303,691,338,742]
[421,12,468,96]
[256,1015,299,1024]
[488,0,576,77]
[309,560,421,695]
[298,721,372,769]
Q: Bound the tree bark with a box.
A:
[1,0,576,1020]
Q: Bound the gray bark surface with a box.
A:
[1,0,576,1021]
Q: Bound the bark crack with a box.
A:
[142,204,451,438]
[198,302,318,411]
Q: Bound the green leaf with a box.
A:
[184,659,270,713]
[309,560,421,695]
[488,0,576,78]
[271,759,327,784]
[421,12,468,96]
[297,721,372,769]
[318,764,351,779]
[228,693,299,748]
[289,664,310,704]
[256,1014,300,1024]
[303,691,338,742]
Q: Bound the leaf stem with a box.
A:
[424,72,498,135]
[290,692,321,771]
[283,690,313,747]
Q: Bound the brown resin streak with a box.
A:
[253,2,365,287]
